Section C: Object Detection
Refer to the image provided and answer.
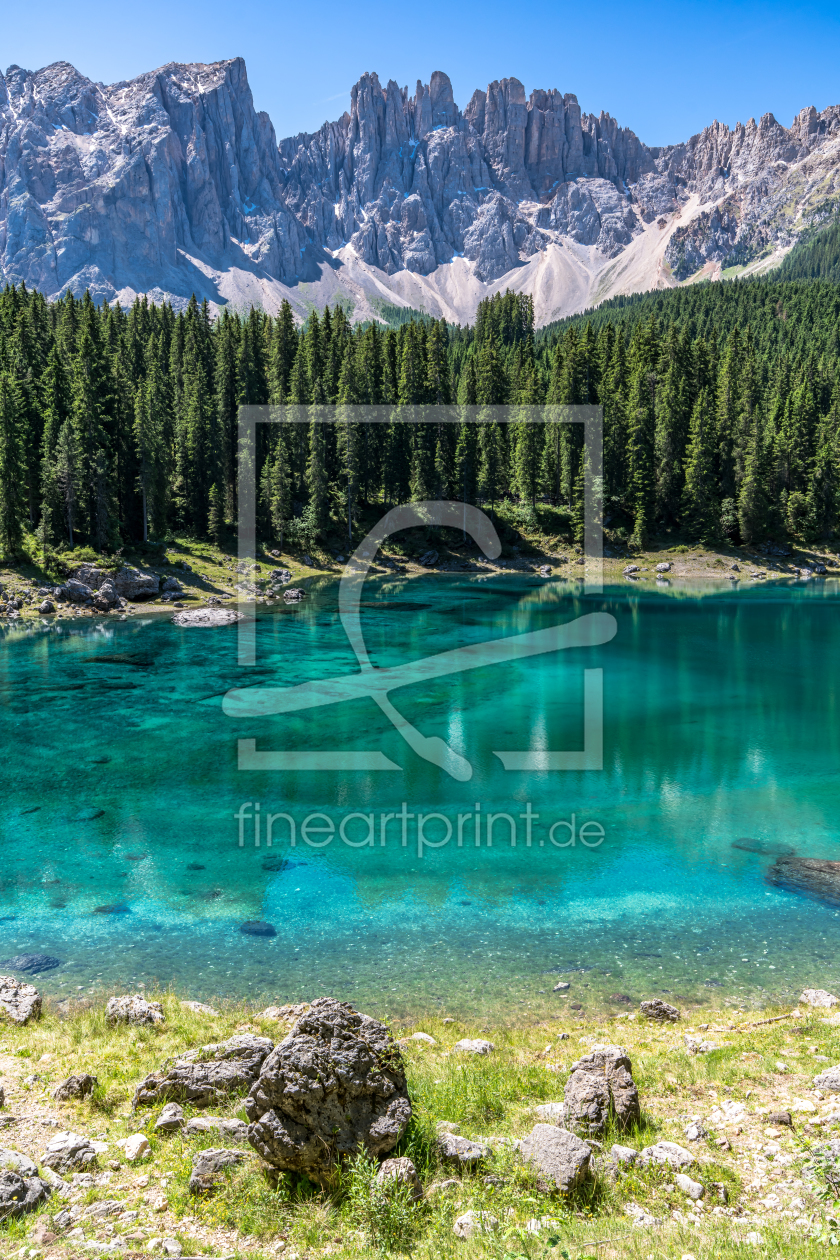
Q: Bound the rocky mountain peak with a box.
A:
[2,57,840,324]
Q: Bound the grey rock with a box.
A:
[610,1143,638,1165]
[684,1035,720,1054]
[801,988,839,1008]
[38,600,55,614]
[106,994,165,1026]
[814,1065,840,1092]
[64,579,94,604]
[452,1038,494,1055]
[453,1209,498,1238]
[553,981,570,991]
[563,1068,610,1135]
[520,1123,592,1193]
[134,1033,274,1108]
[154,1102,185,1134]
[180,1001,220,1016]
[160,577,184,594]
[0,1169,51,1220]
[655,562,671,572]
[53,1073,97,1102]
[639,1140,694,1169]
[171,607,243,627]
[0,975,41,1025]
[684,1119,708,1142]
[437,1132,489,1167]
[534,1102,564,1122]
[0,1148,38,1176]
[42,1130,96,1173]
[188,1147,246,1194]
[435,1120,461,1135]
[675,1172,705,1200]
[566,1044,641,1134]
[640,998,681,1023]
[767,1110,793,1128]
[244,998,411,1180]
[185,1117,248,1142]
[376,1156,423,1200]
[418,550,439,568]
[282,588,306,602]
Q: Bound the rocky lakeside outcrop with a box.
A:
[2,58,840,320]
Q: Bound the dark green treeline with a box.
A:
[0,278,839,557]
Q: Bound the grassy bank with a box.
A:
[2,991,839,1257]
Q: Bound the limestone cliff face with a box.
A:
[2,58,840,319]
[0,58,305,303]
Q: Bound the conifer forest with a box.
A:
[1,268,840,560]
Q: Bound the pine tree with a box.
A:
[681,391,719,541]
[0,374,25,557]
[54,419,82,547]
[738,411,771,543]
[207,482,224,545]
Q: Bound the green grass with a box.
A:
[1,995,837,1256]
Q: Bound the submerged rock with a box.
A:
[0,953,61,975]
[733,838,794,855]
[239,921,277,938]
[0,976,41,1025]
[767,856,840,906]
[245,997,411,1181]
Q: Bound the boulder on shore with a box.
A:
[640,998,681,1024]
[41,1130,96,1173]
[563,1044,641,1135]
[245,997,411,1182]
[520,1124,592,1193]
[53,1073,97,1102]
[0,976,41,1025]
[0,1169,51,1220]
[133,1033,274,1109]
[188,1147,246,1194]
[106,995,165,1026]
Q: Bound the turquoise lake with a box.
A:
[1,576,839,1020]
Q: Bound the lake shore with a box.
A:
[1,534,839,626]
[1,986,838,1258]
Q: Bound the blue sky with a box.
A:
[3,0,840,146]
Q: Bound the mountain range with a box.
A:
[2,57,840,325]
